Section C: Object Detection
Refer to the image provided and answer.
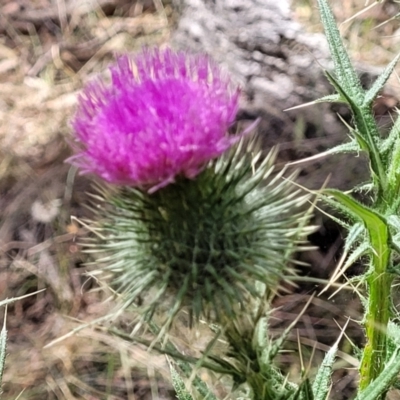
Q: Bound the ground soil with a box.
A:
[0,0,400,399]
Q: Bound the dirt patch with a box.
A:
[0,0,174,398]
[0,0,399,398]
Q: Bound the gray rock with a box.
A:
[171,0,373,188]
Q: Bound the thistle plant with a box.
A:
[68,47,313,397]
[66,1,400,397]
[69,47,312,325]
[308,0,400,397]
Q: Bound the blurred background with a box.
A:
[0,0,399,398]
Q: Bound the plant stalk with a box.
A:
[359,239,393,394]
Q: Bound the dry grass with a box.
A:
[294,0,400,64]
[0,0,399,398]
[293,0,400,105]
[0,0,174,398]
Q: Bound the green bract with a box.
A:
[86,138,311,329]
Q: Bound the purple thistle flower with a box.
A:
[69,48,241,192]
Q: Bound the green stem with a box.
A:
[353,107,387,195]
[386,136,400,206]
[321,190,393,394]
[359,238,392,394]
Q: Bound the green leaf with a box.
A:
[320,19,385,192]
[316,139,362,158]
[380,110,400,155]
[323,73,384,186]
[322,196,358,227]
[324,190,389,271]
[325,241,369,294]
[253,316,269,350]
[327,140,361,155]
[364,54,400,107]
[353,182,374,194]
[170,364,194,400]
[387,215,400,252]
[357,346,400,400]
[323,71,354,108]
[343,223,365,253]
[351,108,386,192]
[341,242,369,273]
[317,0,363,101]
[291,378,314,400]
[386,135,400,203]
[326,193,392,391]
[387,321,400,353]
[287,140,361,169]
[284,94,343,112]
[314,94,343,103]
[312,341,337,400]
[387,215,400,233]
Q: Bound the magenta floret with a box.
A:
[69,48,240,192]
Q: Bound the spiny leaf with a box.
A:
[324,190,389,267]
[326,140,361,155]
[317,0,363,101]
[364,53,400,107]
[380,110,400,155]
[343,223,365,254]
[286,140,360,167]
[324,73,384,185]
[325,190,391,298]
[387,215,400,233]
[284,94,343,112]
[322,196,358,227]
[386,135,400,203]
[324,70,354,108]
[253,316,269,350]
[341,242,369,274]
[357,346,400,400]
[312,341,337,400]
[352,182,374,194]
[388,215,400,252]
[291,378,314,400]
[387,321,400,354]
[315,93,344,103]
[320,17,385,190]
[351,109,386,191]
[170,365,194,400]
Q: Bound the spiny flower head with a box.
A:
[90,141,312,328]
[69,48,240,192]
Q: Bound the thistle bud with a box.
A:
[69,48,311,328]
